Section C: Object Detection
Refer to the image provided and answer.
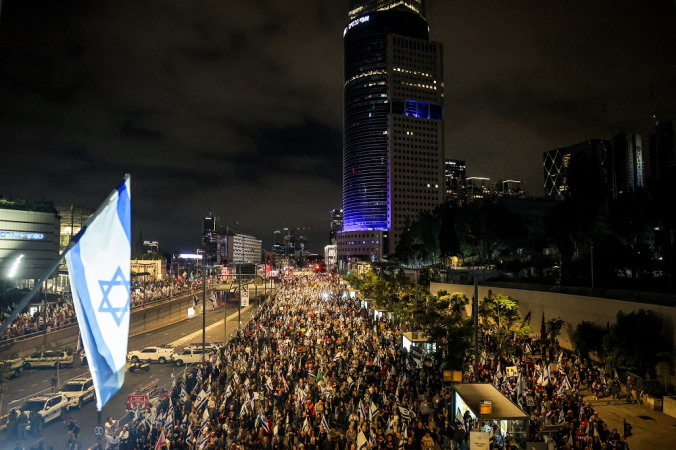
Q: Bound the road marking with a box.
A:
[16,389,25,392]
[31,383,37,387]
[41,380,48,383]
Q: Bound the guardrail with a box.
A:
[628,372,670,398]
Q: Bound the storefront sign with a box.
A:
[0,231,44,240]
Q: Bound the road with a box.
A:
[1,296,266,449]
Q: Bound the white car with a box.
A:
[127,346,174,364]
[21,394,69,428]
[171,346,212,366]
[23,350,74,369]
[59,377,95,409]
[1,357,24,379]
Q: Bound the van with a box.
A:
[23,350,74,369]
[171,346,213,366]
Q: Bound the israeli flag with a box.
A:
[333,352,341,362]
[181,412,188,429]
[180,384,188,404]
[357,430,368,450]
[321,414,330,433]
[186,425,194,442]
[369,400,379,422]
[197,433,210,450]
[261,415,270,433]
[200,408,209,430]
[398,426,407,450]
[171,369,176,390]
[224,384,233,399]
[193,294,200,308]
[76,332,84,355]
[195,389,208,410]
[369,427,376,447]
[303,418,310,432]
[65,175,131,411]
[165,405,174,430]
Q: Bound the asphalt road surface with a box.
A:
[1,298,264,450]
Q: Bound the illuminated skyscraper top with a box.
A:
[348,0,425,19]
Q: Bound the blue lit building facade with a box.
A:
[339,1,445,264]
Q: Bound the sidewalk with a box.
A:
[578,389,676,449]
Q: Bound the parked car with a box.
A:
[23,350,74,369]
[59,377,95,409]
[171,346,211,366]
[20,394,69,429]
[1,357,24,379]
[127,346,174,364]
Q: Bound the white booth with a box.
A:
[401,331,436,354]
[373,306,392,322]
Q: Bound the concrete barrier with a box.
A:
[664,396,676,419]
[430,282,676,383]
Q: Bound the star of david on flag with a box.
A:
[65,174,131,411]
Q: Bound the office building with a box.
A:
[543,140,612,196]
[225,234,262,265]
[466,177,492,202]
[339,0,445,264]
[55,204,95,291]
[444,159,466,203]
[1,199,60,287]
[329,209,344,244]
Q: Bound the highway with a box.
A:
[1,298,264,449]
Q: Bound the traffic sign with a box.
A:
[94,424,104,436]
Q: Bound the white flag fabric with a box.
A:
[65,175,131,410]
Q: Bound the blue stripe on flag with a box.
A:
[116,181,131,243]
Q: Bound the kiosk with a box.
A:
[373,306,392,322]
[451,383,529,448]
[401,331,436,355]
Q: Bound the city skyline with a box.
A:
[1,0,675,252]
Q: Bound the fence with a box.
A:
[628,372,670,398]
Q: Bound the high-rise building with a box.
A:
[543,140,612,196]
[339,1,445,263]
[329,209,344,244]
[466,177,492,202]
[444,159,466,203]
[613,133,645,194]
[200,214,219,264]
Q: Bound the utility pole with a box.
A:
[238,265,242,328]
[473,276,479,377]
[591,244,594,289]
[202,269,206,364]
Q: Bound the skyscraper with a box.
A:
[339,0,445,264]
[444,159,466,203]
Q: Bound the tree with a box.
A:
[417,292,472,370]
[571,321,606,359]
[545,317,565,344]
[479,291,532,354]
[603,309,672,377]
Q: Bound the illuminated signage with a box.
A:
[178,253,202,260]
[0,231,44,240]
[344,15,370,37]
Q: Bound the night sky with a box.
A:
[1,0,675,254]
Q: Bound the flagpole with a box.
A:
[0,174,130,338]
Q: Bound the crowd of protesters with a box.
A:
[130,274,219,307]
[460,330,632,449]
[0,274,219,341]
[0,302,77,341]
[105,274,638,450]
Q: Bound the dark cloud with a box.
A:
[1,0,675,253]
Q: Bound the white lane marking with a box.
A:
[31,383,37,387]
[41,380,48,383]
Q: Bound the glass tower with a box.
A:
[340,2,445,261]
